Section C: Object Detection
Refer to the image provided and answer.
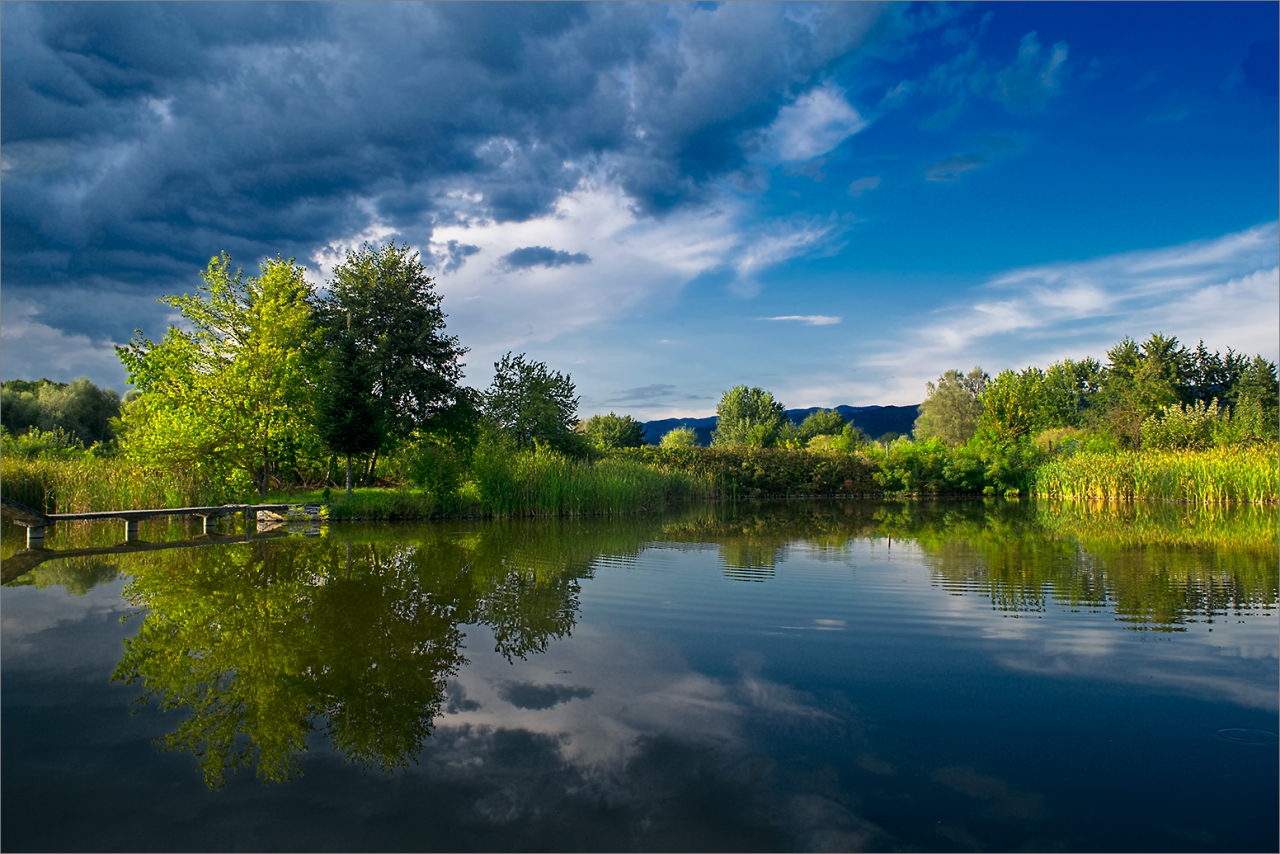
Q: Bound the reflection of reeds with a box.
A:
[1035,500,1278,552]
[1033,445,1279,503]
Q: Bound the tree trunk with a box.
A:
[363,448,379,487]
[346,453,353,496]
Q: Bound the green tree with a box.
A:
[1098,333,1189,445]
[977,368,1046,445]
[711,385,787,447]
[1039,358,1104,429]
[913,367,988,446]
[483,352,582,453]
[660,426,699,448]
[1,377,121,446]
[580,412,646,451]
[313,331,383,494]
[321,243,468,438]
[795,408,847,442]
[116,254,322,496]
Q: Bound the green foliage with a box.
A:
[1,376,121,446]
[580,412,646,451]
[874,437,952,493]
[320,242,467,436]
[913,367,987,446]
[1092,333,1278,447]
[659,426,699,448]
[621,446,881,497]
[1,453,232,515]
[1213,393,1280,446]
[1,425,88,460]
[313,331,384,493]
[116,254,323,496]
[807,422,869,453]
[468,442,702,516]
[401,435,468,502]
[1039,358,1105,429]
[711,385,787,447]
[794,408,847,442]
[1034,444,1278,503]
[1140,399,1220,451]
[978,368,1046,445]
[483,352,582,454]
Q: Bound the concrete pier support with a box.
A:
[125,520,140,542]
[26,526,45,549]
[202,516,217,535]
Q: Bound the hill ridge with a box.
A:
[639,404,920,446]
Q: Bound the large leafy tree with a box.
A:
[483,352,581,452]
[116,254,322,496]
[913,367,988,446]
[320,243,467,438]
[711,385,787,447]
[314,330,383,494]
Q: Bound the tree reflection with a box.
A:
[110,522,618,788]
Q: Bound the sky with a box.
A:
[2,1,1277,418]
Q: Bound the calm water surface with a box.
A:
[2,500,1276,852]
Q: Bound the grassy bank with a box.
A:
[1033,444,1278,503]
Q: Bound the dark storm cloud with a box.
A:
[496,680,593,710]
[440,240,481,275]
[1,2,891,353]
[499,246,591,271]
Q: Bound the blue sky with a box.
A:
[3,2,1276,417]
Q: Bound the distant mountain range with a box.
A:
[639,404,921,446]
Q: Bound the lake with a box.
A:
[2,499,1276,852]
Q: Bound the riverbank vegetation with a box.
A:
[2,242,1275,517]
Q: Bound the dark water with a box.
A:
[2,500,1276,852]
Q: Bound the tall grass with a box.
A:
[472,449,712,517]
[2,455,238,514]
[1033,444,1278,503]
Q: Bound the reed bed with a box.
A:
[473,450,713,517]
[1,455,233,514]
[1033,444,1278,503]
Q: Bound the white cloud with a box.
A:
[763,315,842,326]
[762,85,869,162]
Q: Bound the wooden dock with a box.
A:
[1,497,322,548]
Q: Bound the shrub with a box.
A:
[660,426,698,449]
[1140,399,1219,451]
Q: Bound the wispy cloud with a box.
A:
[847,176,881,197]
[763,315,842,326]
[993,31,1070,113]
[925,154,986,182]
[762,85,869,162]
[815,222,1280,406]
